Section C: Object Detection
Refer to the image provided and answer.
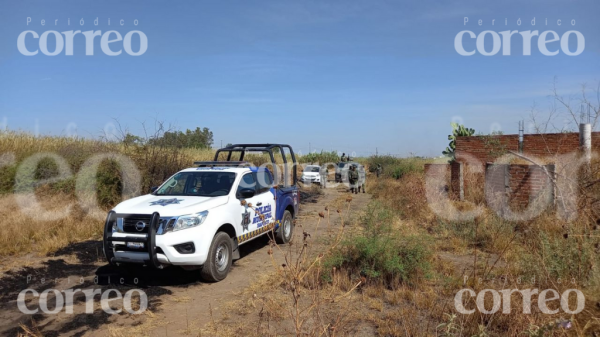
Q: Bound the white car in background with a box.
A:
[300,165,321,184]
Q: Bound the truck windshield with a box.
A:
[155,171,236,197]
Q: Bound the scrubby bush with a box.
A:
[366,155,426,179]
[0,131,211,208]
[519,231,599,284]
[95,159,124,209]
[325,202,433,286]
[0,165,16,194]
[389,159,424,179]
[34,157,60,180]
[367,155,401,170]
[299,150,340,164]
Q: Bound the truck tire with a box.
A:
[276,210,294,244]
[200,232,233,282]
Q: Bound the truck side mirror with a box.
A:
[238,188,255,199]
[150,186,158,193]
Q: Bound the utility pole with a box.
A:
[518,121,524,154]
[580,104,592,166]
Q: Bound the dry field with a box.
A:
[1,133,600,336]
[192,160,600,336]
[0,132,321,259]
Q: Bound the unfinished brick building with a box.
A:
[425,131,597,210]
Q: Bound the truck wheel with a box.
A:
[276,210,294,244]
[200,232,233,282]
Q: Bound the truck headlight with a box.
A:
[166,211,208,232]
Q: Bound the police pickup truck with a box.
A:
[103,144,299,282]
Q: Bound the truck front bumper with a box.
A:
[103,211,210,268]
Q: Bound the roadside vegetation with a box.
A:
[0,130,343,258]
[0,130,216,257]
[298,150,340,164]
[205,154,600,336]
[3,129,600,335]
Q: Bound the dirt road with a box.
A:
[0,184,371,336]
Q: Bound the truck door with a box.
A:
[235,171,275,242]
[253,169,276,231]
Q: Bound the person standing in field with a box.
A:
[357,164,366,193]
[320,164,328,189]
[348,164,359,194]
[376,164,382,178]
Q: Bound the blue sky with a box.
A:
[0,0,598,157]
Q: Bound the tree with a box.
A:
[442,123,475,161]
[529,78,600,133]
[184,127,214,149]
[122,133,144,146]
[149,127,214,149]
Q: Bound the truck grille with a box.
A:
[122,215,153,233]
[116,214,174,234]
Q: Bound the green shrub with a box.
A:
[389,160,423,179]
[49,177,76,195]
[366,155,426,179]
[34,157,60,180]
[519,232,598,284]
[299,150,340,164]
[324,202,433,286]
[0,165,16,194]
[14,155,70,193]
[367,155,401,171]
[96,159,123,209]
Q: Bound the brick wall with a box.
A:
[485,164,554,210]
[424,163,450,184]
[453,132,594,209]
[424,163,467,200]
[455,135,519,164]
[485,164,507,197]
[450,161,463,200]
[455,132,600,165]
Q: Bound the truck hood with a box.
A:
[112,194,229,217]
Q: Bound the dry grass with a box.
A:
[206,158,600,336]
[0,132,319,258]
[368,166,600,336]
[0,193,105,257]
[4,134,600,335]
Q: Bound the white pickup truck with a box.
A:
[103,144,300,282]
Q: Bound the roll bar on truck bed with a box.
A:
[211,144,298,187]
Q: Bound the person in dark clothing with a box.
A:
[348,164,359,194]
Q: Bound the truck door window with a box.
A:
[256,170,273,194]
[237,173,256,197]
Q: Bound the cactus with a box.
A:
[442,122,475,161]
